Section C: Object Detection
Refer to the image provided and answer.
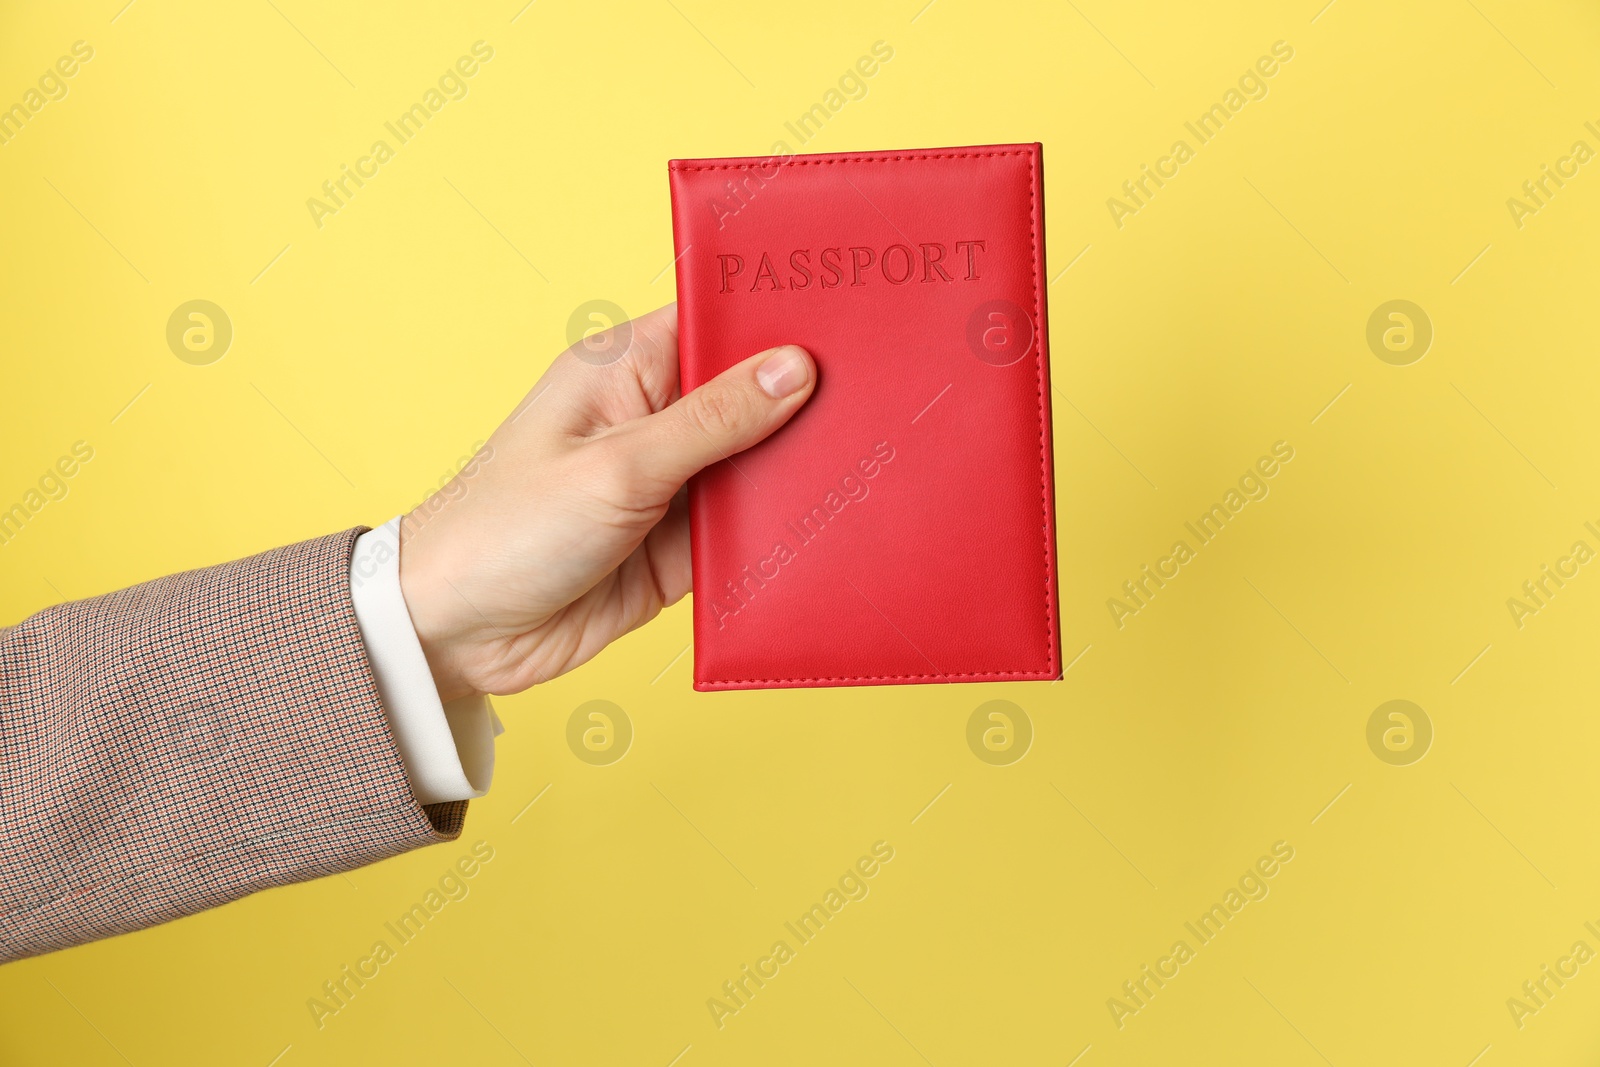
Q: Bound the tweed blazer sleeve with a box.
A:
[0,527,468,964]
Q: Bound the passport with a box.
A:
[668,143,1060,690]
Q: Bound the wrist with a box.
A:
[398,512,478,704]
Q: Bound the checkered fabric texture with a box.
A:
[0,528,467,964]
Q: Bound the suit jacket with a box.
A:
[0,528,466,964]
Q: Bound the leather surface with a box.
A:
[669,143,1059,690]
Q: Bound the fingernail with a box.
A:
[756,346,810,398]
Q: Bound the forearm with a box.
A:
[0,528,464,964]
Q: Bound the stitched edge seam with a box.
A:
[670,150,1032,171]
[697,669,1059,687]
[1027,145,1060,675]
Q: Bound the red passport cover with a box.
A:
[668,143,1059,690]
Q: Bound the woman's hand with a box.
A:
[397,304,815,701]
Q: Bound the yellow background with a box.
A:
[2,0,1599,1063]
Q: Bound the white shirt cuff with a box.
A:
[349,517,502,805]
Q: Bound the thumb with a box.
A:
[623,344,816,488]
